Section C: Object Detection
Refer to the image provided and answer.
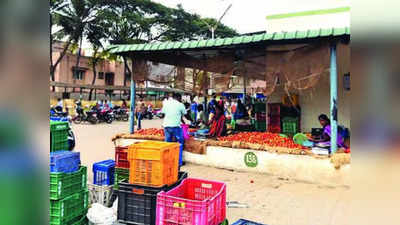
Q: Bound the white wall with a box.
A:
[267,11,350,33]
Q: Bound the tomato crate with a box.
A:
[93,160,115,185]
[50,121,70,152]
[50,190,89,225]
[156,178,226,225]
[115,146,130,169]
[117,172,188,225]
[282,117,299,136]
[114,167,130,190]
[128,141,179,187]
[50,150,80,173]
[50,166,87,200]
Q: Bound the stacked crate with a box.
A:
[50,121,70,152]
[89,160,115,207]
[50,151,88,225]
[267,103,281,133]
[254,102,267,131]
[114,146,130,191]
[116,141,184,225]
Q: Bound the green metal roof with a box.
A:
[108,27,350,54]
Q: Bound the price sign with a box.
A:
[244,152,258,167]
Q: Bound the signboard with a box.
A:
[244,152,258,167]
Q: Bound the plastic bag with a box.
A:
[87,203,117,225]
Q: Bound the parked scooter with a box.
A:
[112,106,129,121]
[96,106,113,124]
[72,102,98,124]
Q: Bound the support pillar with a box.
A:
[129,59,136,134]
[330,44,338,154]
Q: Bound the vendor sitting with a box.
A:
[311,114,347,148]
[207,104,226,138]
[196,104,208,129]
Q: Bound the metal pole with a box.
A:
[243,76,246,104]
[330,44,338,154]
[129,60,136,134]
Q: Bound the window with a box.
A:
[73,70,85,80]
[72,67,86,80]
[98,72,104,79]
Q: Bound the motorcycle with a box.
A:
[113,106,129,121]
[50,106,71,124]
[154,108,165,119]
[72,103,98,124]
[96,107,113,124]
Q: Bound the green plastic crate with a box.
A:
[114,167,129,190]
[50,121,69,151]
[254,121,266,131]
[50,166,87,200]
[282,117,299,135]
[71,215,88,225]
[50,190,89,225]
[254,103,266,113]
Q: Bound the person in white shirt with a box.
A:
[161,93,186,166]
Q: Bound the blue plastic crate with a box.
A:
[93,159,115,185]
[231,219,267,225]
[50,151,80,173]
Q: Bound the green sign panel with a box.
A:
[244,152,258,168]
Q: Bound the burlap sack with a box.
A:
[184,138,206,155]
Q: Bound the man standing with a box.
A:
[136,98,146,130]
[162,93,186,167]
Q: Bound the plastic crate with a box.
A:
[50,190,89,225]
[117,172,188,225]
[93,160,115,185]
[268,125,281,133]
[50,121,70,152]
[72,215,88,225]
[267,103,281,116]
[267,116,280,126]
[254,121,266,132]
[128,141,179,187]
[114,167,130,190]
[50,151,80,173]
[255,112,266,121]
[156,178,226,225]
[50,166,87,200]
[88,184,114,207]
[282,117,298,135]
[231,219,266,225]
[253,103,266,113]
[115,146,130,169]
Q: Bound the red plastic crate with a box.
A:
[156,178,226,225]
[268,116,280,126]
[115,146,129,169]
[268,103,281,116]
[268,125,281,133]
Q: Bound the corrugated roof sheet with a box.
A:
[108,27,350,54]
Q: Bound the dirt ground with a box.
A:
[72,119,350,225]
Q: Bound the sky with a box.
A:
[152,0,350,34]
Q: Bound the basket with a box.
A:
[50,166,87,200]
[50,121,70,152]
[117,172,188,225]
[128,141,179,187]
[50,150,80,173]
[93,160,115,186]
[50,190,89,225]
[156,178,226,225]
[114,167,130,190]
[115,146,130,169]
[88,184,114,207]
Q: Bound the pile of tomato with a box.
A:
[135,128,165,137]
[218,132,304,149]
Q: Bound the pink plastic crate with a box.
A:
[156,178,226,225]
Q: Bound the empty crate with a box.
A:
[93,160,115,185]
[50,150,80,173]
[114,167,130,190]
[88,183,114,207]
[50,121,70,152]
[128,141,179,187]
[117,172,188,225]
[50,166,87,200]
[115,146,130,169]
[50,190,89,225]
[156,178,226,225]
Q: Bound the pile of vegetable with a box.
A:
[218,132,304,149]
[135,128,164,137]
